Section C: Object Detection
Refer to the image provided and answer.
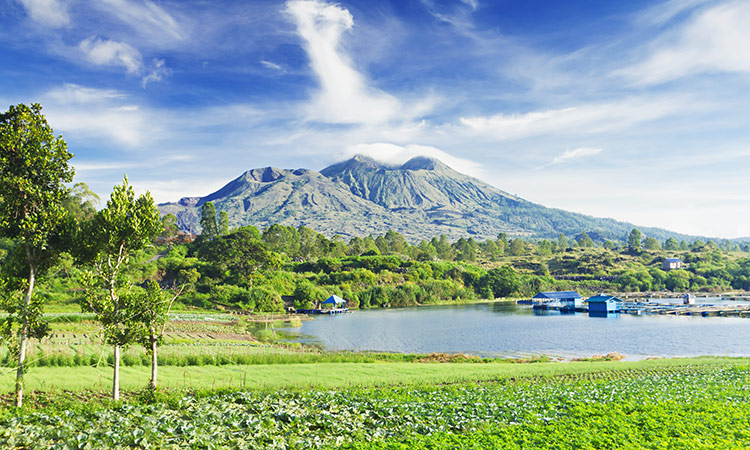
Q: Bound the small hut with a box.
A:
[321,295,347,310]
[663,258,683,271]
[586,294,622,314]
[532,291,583,308]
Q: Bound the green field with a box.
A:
[4,313,750,449]
[0,356,736,393]
[2,358,750,449]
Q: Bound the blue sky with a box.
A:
[2,0,749,238]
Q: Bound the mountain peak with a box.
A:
[400,156,449,172]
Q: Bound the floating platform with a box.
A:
[526,299,750,318]
[296,308,349,315]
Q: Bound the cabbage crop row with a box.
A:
[2,364,750,449]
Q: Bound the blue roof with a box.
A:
[533,291,582,300]
[586,294,622,303]
[322,295,346,304]
[665,258,682,263]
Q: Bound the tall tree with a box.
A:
[75,176,162,400]
[135,270,198,389]
[218,211,229,236]
[199,201,218,240]
[0,103,74,407]
[627,228,642,251]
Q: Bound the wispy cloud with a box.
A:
[141,58,171,87]
[96,0,186,44]
[17,0,70,28]
[79,37,143,74]
[551,147,602,164]
[285,0,429,125]
[78,38,170,86]
[261,60,286,74]
[459,0,479,11]
[459,96,699,140]
[620,1,750,84]
[41,84,149,146]
[340,142,488,180]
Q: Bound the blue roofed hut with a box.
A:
[532,291,583,309]
[586,294,622,315]
[321,295,347,309]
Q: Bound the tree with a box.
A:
[135,269,198,389]
[199,201,219,240]
[508,238,527,256]
[63,182,100,221]
[199,226,279,282]
[481,266,521,298]
[664,237,679,251]
[218,211,229,236]
[557,233,568,252]
[627,228,642,251]
[75,176,162,400]
[159,213,179,240]
[576,232,594,248]
[0,103,74,407]
[644,237,661,250]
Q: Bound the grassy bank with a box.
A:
[1,356,742,393]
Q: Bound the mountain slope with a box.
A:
[159,155,692,242]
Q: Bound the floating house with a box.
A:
[321,295,347,308]
[586,294,622,314]
[296,295,349,315]
[663,258,683,271]
[532,291,583,309]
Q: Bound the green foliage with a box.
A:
[293,279,325,309]
[481,266,521,298]
[628,228,642,251]
[0,103,75,405]
[249,286,283,312]
[199,202,218,240]
[2,364,749,449]
[198,226,279,282]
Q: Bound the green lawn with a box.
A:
[1,356,743,393]
[3,360,750,449]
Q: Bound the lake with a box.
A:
[284,301,750,360]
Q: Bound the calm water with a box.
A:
[284,302,750,360]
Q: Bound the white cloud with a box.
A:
[551,147,602,164]
[18,0,70,28]
[97,0,185,44]
[459,0,479,11]
[620,1,750,84]
[141,58,171,87]
[340,143,488,180]
[261,60,286,73]
[285,0,413,125]
[41,84,149,146]
[46,83,126,103]
[79,37,143,74]
[460,96,697,140]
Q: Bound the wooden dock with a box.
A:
[295,308,349,315]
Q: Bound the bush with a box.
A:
[250,286,284,312]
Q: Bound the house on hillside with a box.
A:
[586,294,622,315]
[532,291,583,309]
[662,258,683,271]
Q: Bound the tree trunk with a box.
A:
[150,336,158,389]
[16,252,36,408]
[112,344,120,400]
